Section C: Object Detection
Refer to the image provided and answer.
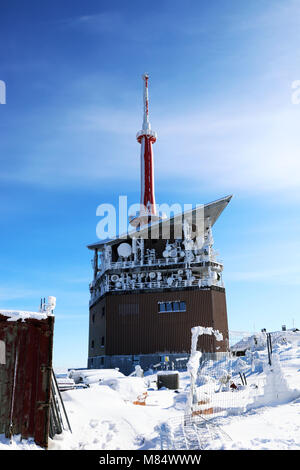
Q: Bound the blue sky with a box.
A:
[0,0,300,368]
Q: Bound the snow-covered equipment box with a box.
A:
[157,371,179,389]
[56,376,75,392]
[68,368,124,385]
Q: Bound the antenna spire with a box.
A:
[142,73,151,132]
[130,74,160,227]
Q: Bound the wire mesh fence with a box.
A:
[160,328,300,449]
[189,329,300,419]
[160,412,232,450]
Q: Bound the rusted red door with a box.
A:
[0,313,54,448]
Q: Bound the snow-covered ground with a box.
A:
[1,330,300,450]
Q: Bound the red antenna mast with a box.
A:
[130,74,161,227]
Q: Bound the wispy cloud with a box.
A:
[3,99,298,199]
[227,267,300,285]
[2,1,300,201]
[0,287,40,302]
[59,12,123,35]
[225,238,300,285]
[228,0,300,33]
[57,6,210,42]
[58,1,300,44]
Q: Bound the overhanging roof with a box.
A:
[87,194,232,251]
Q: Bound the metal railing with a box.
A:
[89,277,224,305]
[96,255,223,277]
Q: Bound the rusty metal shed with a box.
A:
[0,310,54,448]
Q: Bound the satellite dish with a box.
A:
[163,250,169,258]
[186,251,194,261]
[116,281,122,288]
[111,275,119,282]
[185,240,194,250]
[170,249,177,258]
[117,243,132,258]
[149,272,156,279]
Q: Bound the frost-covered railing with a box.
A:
[96,256,223,277]
[89,277,224,305]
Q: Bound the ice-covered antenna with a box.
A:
[45,296,56,315]
[142,73,151,132]
[130,73,160,227]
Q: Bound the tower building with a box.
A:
[87,75,231,374]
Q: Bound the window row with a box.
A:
[91,336,105,349]
[158,301,186,313]
[92,307,105,323]
[90,357,105,366]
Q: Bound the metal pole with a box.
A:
[52,370,72,433]
[266,333,272,366]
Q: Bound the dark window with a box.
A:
[101,336,105,347]
[158,303,166,313]
[102,307,105,317]
[92,314,95,323]
[101,357,104,365]
[158,301,186,313]
[91,358,94,366]
[91,340,94,349]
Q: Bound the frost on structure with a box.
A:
[186,326,223,414]
[0,310,49,322]
[247,353,300,409]
[189,326,223,358]
[88,75,231,305]
[0,296,56,323]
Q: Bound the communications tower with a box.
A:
[130,74,161,227]
[87,74,231,374]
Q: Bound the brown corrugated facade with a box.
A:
[0,314,54,448]
[89,286,229,359]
